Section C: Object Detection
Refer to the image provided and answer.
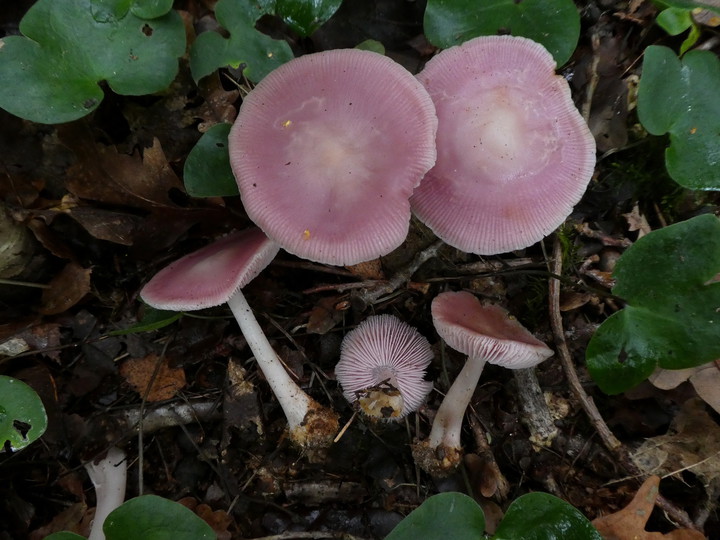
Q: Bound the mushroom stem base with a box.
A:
[289,403,340,461]
[411,439,462,476]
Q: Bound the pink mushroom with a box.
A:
[140,228,339,450]
[411,35,596,255]
[228,48,437,266]
[413,291,553,474]
[336,314,434,420]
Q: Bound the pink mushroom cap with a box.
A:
[336,314,434,418]
[140,228,279,311]
[411,35,596,255]
[431,291,553,369]
[229,49,438,266]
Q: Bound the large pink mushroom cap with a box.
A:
[411,35,596,255]
[229,49,438,266]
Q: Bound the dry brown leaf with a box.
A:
[28,502,87,540]
[345,258,384,280]
[306,295,346,334]
[66,206,143,246]
[592,476,705,539]
[39,262,92,315]
[62,127,183,209]
[631,398,720,488]
[119,353,186,402]
[623,204,652,238]
[649,361,720,415]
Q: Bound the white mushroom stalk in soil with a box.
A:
[335,314,434,420]
[413,291,553,475]
[85,446,127,540]
[140,228,338,449]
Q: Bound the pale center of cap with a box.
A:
[440,85,557,185]
[283,113,378,194]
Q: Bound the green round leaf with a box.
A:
[385,492,485,540]
[183,123,239,198]
[275,0,343,36]
[587,214,720,394]
[637,45,720,190]
[104,495,216,540]
[355,39,386,55]
[0,0,185,124]
[492,492,602,540]
[189,0,294,83]
[0,375,48,452]
[656,7,693,35]
[423,0,580,66]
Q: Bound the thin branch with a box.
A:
[548,237,621,451]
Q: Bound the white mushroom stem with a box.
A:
[85,446,127,540]
[427,356,486,451]
[227,289,335,443]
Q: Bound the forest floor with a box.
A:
[1,0,720,539]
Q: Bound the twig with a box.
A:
[548,237,621,451]
[467,414,510,500]
[355,240,444,307]
[512,368,558,448]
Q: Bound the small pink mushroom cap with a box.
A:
[336,314,434,419]
[140,228,279,311]
[411,35,596,255]
[229,49,438,266]
[431,291,553,369]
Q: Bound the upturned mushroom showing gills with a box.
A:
[413,291,553,475]
[411,35,596,255]
[336,314,434,420]
[140,228,339,451]
[228,48,437,266]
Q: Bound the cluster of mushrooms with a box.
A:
[141,35,596,474]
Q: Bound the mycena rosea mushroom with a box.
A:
[413,291,553,474]
[228,48,437,266]
[335,314,434,420]
[140,228,339,450]
[411,35,596,255]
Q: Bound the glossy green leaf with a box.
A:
[189,0,294,83]
[275,0,343,36]
[104,495,216,539]
[0,375,48,452]
[654,0,720,12]
[0,0,185,124]
[355,39,386,55]
[656,7,694,34]
[109,306,183,335]
[183,123,239,198]
[587,214,720,394]
[491,492,602,539]
[385,492,485,540]
[637,45,720,190]
[423,0,580,66]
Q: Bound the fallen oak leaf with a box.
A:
[591,475,705,539]
[119,353,186,402]
[39,262,92,315]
